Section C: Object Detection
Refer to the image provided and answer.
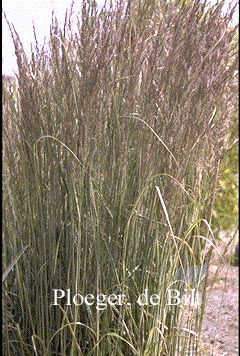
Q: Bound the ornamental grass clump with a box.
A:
[2,0,238,355]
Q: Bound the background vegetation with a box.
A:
[2,0,238,355]
[212,108,238,235]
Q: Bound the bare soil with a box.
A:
[200,248,239,356]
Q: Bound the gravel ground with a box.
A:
[200,260,239,355]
